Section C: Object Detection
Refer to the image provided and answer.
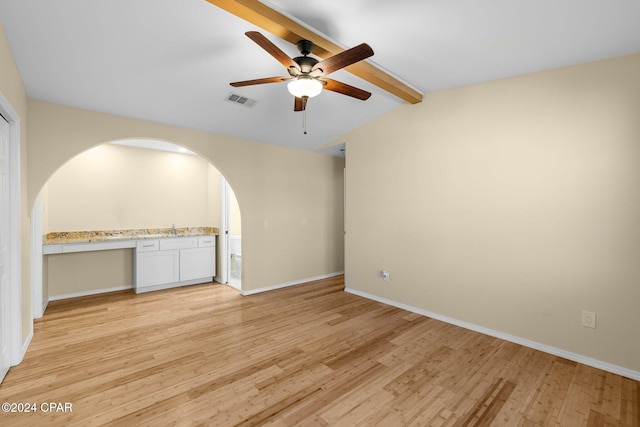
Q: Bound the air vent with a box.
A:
[225,93,258,108]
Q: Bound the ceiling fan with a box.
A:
[230,31,374,112]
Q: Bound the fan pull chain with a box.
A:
[303,109,308,135]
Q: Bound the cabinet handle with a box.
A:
[142,244,155,248]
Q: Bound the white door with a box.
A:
[0,115,10,382]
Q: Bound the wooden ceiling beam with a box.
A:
[205,0,423,104]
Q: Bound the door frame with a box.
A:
[218,176,230,285]
[0,93,24,370]
[31,192,44,319]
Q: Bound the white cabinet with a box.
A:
[134,236,216,293]
[137,240,159,252]
[159,237,197,251]
[180,247,215,281]
[184,236,216,280]
[135,249,179,289]
[197,236,215,247]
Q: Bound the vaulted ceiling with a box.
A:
[1,0,639,156]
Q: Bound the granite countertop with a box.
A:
[44,227,219,244]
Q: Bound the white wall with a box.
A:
[342,54,640,374]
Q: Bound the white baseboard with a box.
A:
[133,278,212,294]
[14,329,33,366]
[31,298,46,320]
[345,287,640,381]
[40,299,49,317]
[241,272,344,296]
[48,284,133,301]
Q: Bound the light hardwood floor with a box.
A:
[0,276,638,426]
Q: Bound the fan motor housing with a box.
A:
[296,39,314,55]
[293,55,319,73]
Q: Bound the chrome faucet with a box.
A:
[171,224,177,235]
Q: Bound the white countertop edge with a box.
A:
[43,239,138,254]
[42,234,218,255]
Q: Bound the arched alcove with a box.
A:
[32,138,242,308]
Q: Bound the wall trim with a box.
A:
[133,278,212,294]
[0,92,23,367]
[31,193,44,319]
[345,287,640,381]
[17,329,33,365]
[48,285,133,302]
[240,272,344,296]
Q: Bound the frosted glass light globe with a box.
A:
[287,77,323,98]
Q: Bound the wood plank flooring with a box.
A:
[0,275,638,426]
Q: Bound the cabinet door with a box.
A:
[135,250,179,289]
[180,247,215,282]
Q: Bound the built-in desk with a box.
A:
[43,227,218,294]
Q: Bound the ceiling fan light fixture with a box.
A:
[230,32,374,112]
[287,77,322,98]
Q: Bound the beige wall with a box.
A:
[229,186,242,236]
[342,54,640,373]
[0,22,31,343]
[207,163,223,231]
[28,99,344,293]
[45,143,218,232]
[47,249,133,297]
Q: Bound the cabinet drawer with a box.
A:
[159,237,197,250]
[198,236,215,247]
[136,240,159,252]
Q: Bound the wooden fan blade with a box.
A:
[230,76,290,87]
[245,31,300,72]
[312,43,374,76]
[322,79,371,100]
[294,96,307,112]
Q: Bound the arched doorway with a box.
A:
[31,139,241,311]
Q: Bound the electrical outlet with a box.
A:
[582,311,596,329]
[380,270,390,281]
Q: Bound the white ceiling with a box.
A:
[1,0,639,156]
